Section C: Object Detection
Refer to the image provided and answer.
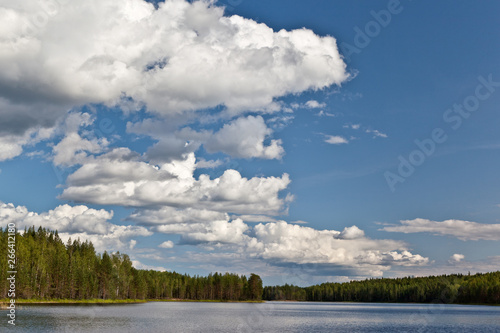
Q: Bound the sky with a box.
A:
[1,0,500,286]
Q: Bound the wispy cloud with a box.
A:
[449,254,465,263]
[316,110,336,117]
[366,129,388,138]
[382,218,500,241]
[305,100,327,109]
[324,135,349,145]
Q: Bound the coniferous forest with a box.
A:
[263,271,500,304]
[0,227,263,301]
[1,227,499,305]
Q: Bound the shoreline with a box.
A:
[0,299,264,307]
[1,299,497,307]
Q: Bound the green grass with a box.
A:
[147,299,265,303]
[0,298,265,305]
[0,298,148,305]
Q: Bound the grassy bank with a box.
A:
[0,298,148,305]
[147,299,265,303]
[0,298,264,306]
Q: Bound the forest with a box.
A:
[0,227,263,301]
[1,226,499,304]
[263,271,500,304]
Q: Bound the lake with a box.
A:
[4,301,500,332]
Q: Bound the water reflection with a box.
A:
[3,302,500,333]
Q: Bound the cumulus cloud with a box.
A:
[449,254,465,263]
[52,112,109,166]
[159,240,174,249]
[60,149,291,215]
[0,0,348,159]
[339,225,365,239]
[127,209,429,276]
[159,219,249,245]
[0,202,113,234]
[382,218,500,241]
[0,100,59,161]
[245,222,428,276]
[196,158,224,169]
[205,116,284,159]
[0,202,151,252]
[129,206,228,225]
[324,135,348,145]
[128,115,284,162]
[0,201,429,277]
[304,100,326,109]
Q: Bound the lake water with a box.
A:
[3,301,500,332]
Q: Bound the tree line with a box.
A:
[264,271,500,304]
[0,227,263,301]
[2,226,499,304]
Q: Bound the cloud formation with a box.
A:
[0,202,151,252]
[52,112,109,166]
[324,135,349,145]
[60,149,292,215]
[247,222,428,276]
[205,116,284,159]
[0,0,348,160]
[382,218,500,241]
[449,254,465,263]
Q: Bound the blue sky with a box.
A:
[1,0,499,285]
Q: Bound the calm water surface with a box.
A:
[3,302,500,332]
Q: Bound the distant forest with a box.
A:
[0,227,263,301]
[264,271,500,304]
[1,227,499,304]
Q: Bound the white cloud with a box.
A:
[0,103,59,161]
[316,110,335,117]
[382,218,500,241]
[128,208,429,276]
[158,219,249,245]
[131,260,168,272]
[305,100,326,109]
[61,150,291,215]
[324,135,348,145]
[53,132,108,166]
[159,240,174,249]
[0,0,348,162]
[0,98,66,161]
[129,207,228,225]
[51,112,109,166]
[128,116,284,161]
[0,134,28,161]
[392,256,500,279]
[205,116,284,159]
[196,158,224,169]
[366,129,388,138]
[1,200,429,277]
[233,214,286,224]
[246,222,428,276]
[339,225,365,239]
[0,202,152,252]
[449,254,465,263]
[0,202,113,234]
